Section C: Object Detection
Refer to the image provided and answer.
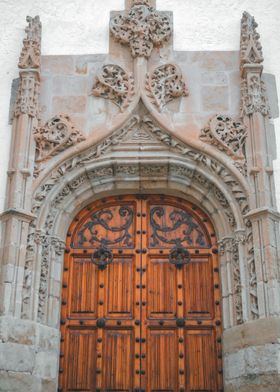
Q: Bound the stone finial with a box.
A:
[18,15,42,69]
[145,63,188,111]
[91,64,135,112]
[240,11,263,68]
[34,114,85,163]
[200,114,247,159]
[110,2,171,58]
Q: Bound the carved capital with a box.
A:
[145,63,188,111]
[91,64,135,112]
[34,114,85,163]
[200,114,247,159]
[110,3,171,58]
[18,16,41,69]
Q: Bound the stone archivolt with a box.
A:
[110,2,171,58]
[34,114,85,163]
[200,114,247,159]
[91,64,135,112]
[145,63,188,111]
[18,15,41,69]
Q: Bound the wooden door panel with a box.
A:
[147,257,177,319]
[66,328,97,391]
[105,256,134,318]
[147,329,179,392]
[183,256,214,319]
[70,257,98,317]
[60,195,223,392]
[103,329,134,391]
[185,329,217,392]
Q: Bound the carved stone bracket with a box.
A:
[34,114,85,164]
[91,64,135,111]
[18,15,41,69]
[110,2,171,58]
[145,64,188,111]
[200,114,247,160]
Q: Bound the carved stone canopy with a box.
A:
[18,15,41,69]
[240,11,263,67]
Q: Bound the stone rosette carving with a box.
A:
[34,114,85,163]
[18,15,41,69]
[200,114,247,159]
[110,2,171,58]
[240,11,263,67]
[91,64,135,111]
[145,63,188,111]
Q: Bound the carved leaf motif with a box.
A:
[34,114,85,163]
[145,63,188,111]
[91,64,134,111]
[200,114,247,159]
[110,3,171,58]
[241,75,270,117]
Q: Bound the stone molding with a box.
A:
[110,1,171,58]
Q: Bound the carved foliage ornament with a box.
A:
[91,64,135,112]
[200,114,247,159]
[34,114,85,163]
[241,74,270,117]
[146,64,188,111]
[18,15,42,69]
[240,11,263,67]
[110,3,171,58]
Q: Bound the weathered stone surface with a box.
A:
[0,343,35,372]
[52,95,87,113]
[201,85,229,111]
[34,351,58,379]
[0,316,35,345]
[0,371,41,392]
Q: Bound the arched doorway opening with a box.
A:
[59,194,223,391]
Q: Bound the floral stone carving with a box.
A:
[91,64,135,111]
[241,74,270,117]
[110,2,171,58]
[18,15,41,69]
[145,64,188,111]
[34,114,85,163]
[200,114,247,159]
[240,11,263,67]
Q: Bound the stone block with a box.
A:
[0,316,35,345]
[224,350,246,380]
[52,75,88,96]
[245,344,280,374]
[0,371,41,392]
[201,85,229,112]
[37,324,60,352]
[41,56,74,75]
[201,71,228,85]
[0,343,35,372]
[52,96,87,114]
[34,351,58,379]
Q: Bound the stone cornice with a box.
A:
[0,208,36,223]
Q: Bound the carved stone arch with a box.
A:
[22,115,254,334]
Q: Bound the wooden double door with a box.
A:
[59,195,223,392]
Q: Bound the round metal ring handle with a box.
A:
[91,245,113,270]
[169,246,190,269]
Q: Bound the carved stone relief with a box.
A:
[14,72,40,118]
[33,114,85,176]
[241,75,270,117]
[145,64,188,111]
[91,64,135,112]
[200,114,247,160]
[110,2,171,58]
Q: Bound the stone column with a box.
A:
[0,16,41,318]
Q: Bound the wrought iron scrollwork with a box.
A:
[91,245,113,270]
[169,246,190,269]
[77,206,134,247]
[150,206,206,247]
